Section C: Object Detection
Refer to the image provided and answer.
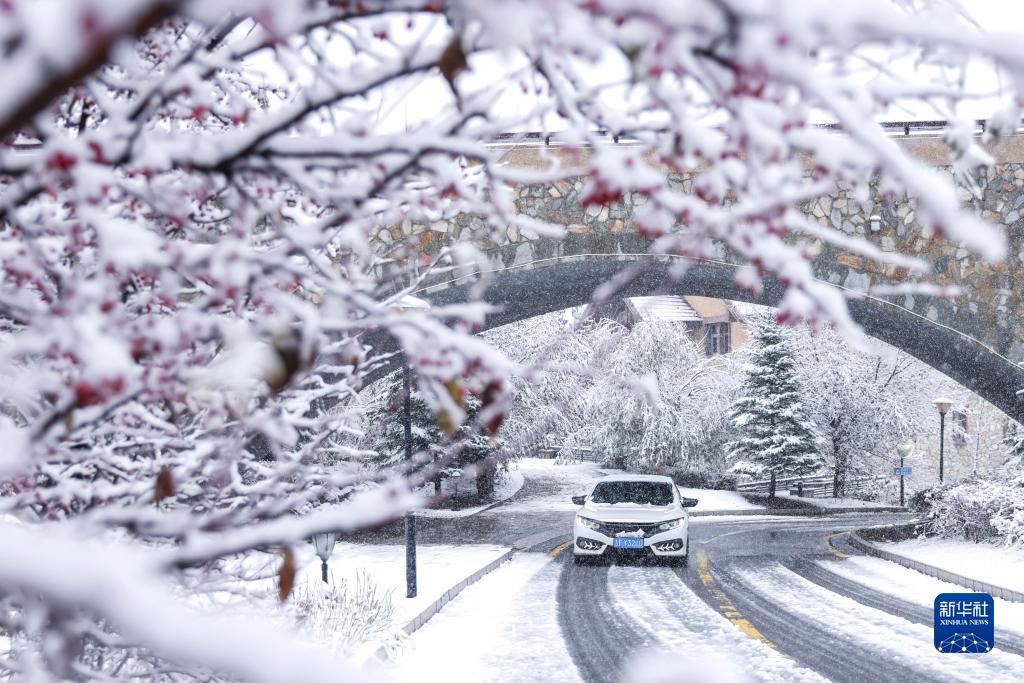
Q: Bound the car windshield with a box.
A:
[590,481,674,506]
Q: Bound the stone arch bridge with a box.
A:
[375,133,1024,422]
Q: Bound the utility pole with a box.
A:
[403,360,417,599]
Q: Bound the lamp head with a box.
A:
[896,439,915,458]
[932,397,953,414]
[393,295,430,312]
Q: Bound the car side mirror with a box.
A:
[680,497,698,508]
[571,495,586,506]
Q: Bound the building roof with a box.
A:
[628,296,701,323]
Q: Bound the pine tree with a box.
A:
[727,320,821,498]
[1004,421,1024,465]
[366,370,500,497]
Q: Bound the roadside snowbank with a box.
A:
[417,470,525,519]
[293,543,509,628]
[777,493,894,509]
[879,538,1024,593]
[389,553,577,682]
[678,487,763,512]
[737,564,1024,680]
[817,555,1024,636]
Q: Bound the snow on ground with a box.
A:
[293,542,509,628]
[689,515,806,525]
[735,563,1024,680]
[606,566,826,683]
[678,487,763,512]
[496,458,761,514]
[496,457,616,512]
[816,555,1024,636]
[418,469,525,519]
[388,552,577,683]
[880,538,1024,593]
[777,493,896,509]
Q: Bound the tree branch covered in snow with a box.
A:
[0,0,1022,678]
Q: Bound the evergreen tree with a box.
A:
[1004,421,1024,465]
[366,370,500,497]
[727,320,821,497]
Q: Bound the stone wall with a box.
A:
[370,144,1024,364]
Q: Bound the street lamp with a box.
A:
[896,439,915,507]
[394,295,430,599]
[311,532,337,584]
[870,214,882,232]
[933,397,953,484]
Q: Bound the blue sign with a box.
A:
[893,466,912,476]
[934,593,994,653]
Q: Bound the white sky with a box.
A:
[241,0,1024,135]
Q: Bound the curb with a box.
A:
[375,547,515,661]
[690,506,903,517]
[417,471,527,520]
[847,530,1024,603]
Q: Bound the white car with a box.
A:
[571,474,697,566]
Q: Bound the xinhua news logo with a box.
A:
[934,593,994,653]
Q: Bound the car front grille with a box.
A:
[595,521,661,538]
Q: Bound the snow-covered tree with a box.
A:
[728,320,821,497]
[361,370,501,496]
[783,322,951,495]
[487,313,739,473]
[0,0,1021,679]
[1005,422,1024,466]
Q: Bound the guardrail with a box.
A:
[848,530,1024,603]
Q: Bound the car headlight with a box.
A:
[657,518,685,531]
[576,516,601,531]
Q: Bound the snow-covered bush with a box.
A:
[919,465,1024,545]
[290,571,401,657]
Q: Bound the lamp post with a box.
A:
[311,532,336,584]
[896,439,915,507]
[933,397,953,484]
[394,295,430,599]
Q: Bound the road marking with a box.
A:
[822,532,847,559]
[550,541,571,559]
[695,550,777,649]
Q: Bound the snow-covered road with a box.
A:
[377,461,1020,683]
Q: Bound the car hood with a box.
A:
[581,503,682,523]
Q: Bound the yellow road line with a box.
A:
[822,532,847,559]
[695,550,777,649]
[550,541,571,559]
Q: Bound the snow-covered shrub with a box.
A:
[990,468,1024,549]
[992,506,1024,550]
[923,474,1024,544]
[290,571,401,656]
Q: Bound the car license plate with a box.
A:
[613,538,644,549]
